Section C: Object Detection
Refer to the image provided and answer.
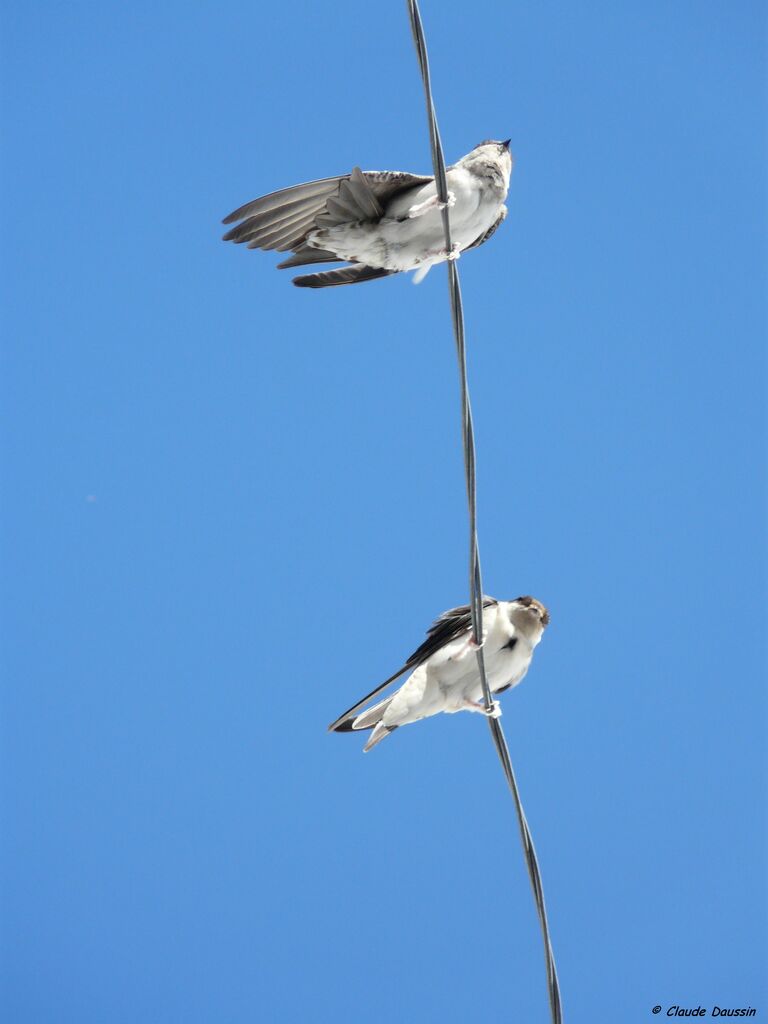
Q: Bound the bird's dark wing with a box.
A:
[292,265,397,289]
[222,168,432,257]
[361,169,432,205]
[328,597,497,732]
[465,206,507,252]
[406,598,497,666]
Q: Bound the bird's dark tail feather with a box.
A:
[293,266,397,289]
[329,694,398,752]
[328,666,411,733]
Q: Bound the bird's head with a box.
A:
[473,139,512,155]
[461,139,513,181]
[508,595,550,644]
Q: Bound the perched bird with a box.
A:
[222,141,513,288]
[329,595,549,752]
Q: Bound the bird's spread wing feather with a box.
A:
[328,598,498,732]
[276,246,340,269]
[222,177,345,250]
[222,168,433,257]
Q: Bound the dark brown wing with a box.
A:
[222,167,432,257]
[363,169,433,204]
[328,597,498,732]
[465,206,507,252]
[406,598,498,666]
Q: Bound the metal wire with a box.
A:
[405,3,563,1021]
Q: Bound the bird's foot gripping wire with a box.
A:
[484,699,502,719]
[463,698,502,718]
[407,191,456,219]
[452,631,485,659]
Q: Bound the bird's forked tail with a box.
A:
[330,694,397,752]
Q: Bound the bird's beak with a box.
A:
[502,138,511,150]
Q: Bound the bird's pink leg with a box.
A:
[420,242,462,262]
[407,191,456,219]
[453,631,484,659]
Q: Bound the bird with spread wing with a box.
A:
[222,141,512,288]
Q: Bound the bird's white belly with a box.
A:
[438,641,529,707]
[384,633,530,728]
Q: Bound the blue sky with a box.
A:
[1,2,765,1022]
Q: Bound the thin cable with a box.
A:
[406,0,491,708]
[405,3,563,1021]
